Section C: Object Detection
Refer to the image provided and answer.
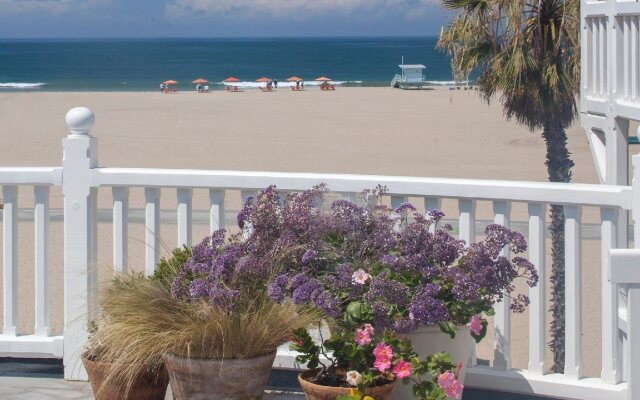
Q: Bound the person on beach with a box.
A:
[296,81,300,90]
[160,82,165,93]
[301,80,304,90]
[274,79,278,89]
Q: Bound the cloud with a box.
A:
[0,0,100,16]
[166,0,440,20]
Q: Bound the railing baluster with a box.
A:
[599,17,606,95]
[34,186,49,337]
[458,199,476,246]
[527,203,546,374]
[632,17,638,100]
[241,190,257,238]
[493,201,511,371]
[112,187,129,273]
[601,207,621,383]
[424,197,441,233]
[624,16,630,100]
[592,17,598,94]
[2,185,17,336]
[144,188,161,276]
[564,205,582,379]
[209,189,225,233]
[458,199,476,366]
[177,188,193,247]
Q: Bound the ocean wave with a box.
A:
[0,82,47,89]
[425,80,470,86]
[217,80,362,88]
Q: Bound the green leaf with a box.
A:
[438,321,457,339]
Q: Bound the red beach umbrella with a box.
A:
[287,76,303,82]
[192,78,208,84]
[256,77,271,83]
[163,80,178,85]
[224,77,240,82]
[315,76,331,82]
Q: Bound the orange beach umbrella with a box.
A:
[287,76,303,82]
[256,77,271,83]
[192,78,208,84]
[315,76,331,82]
[163,80,178,85]
[223,77,240,83]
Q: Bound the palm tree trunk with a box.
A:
[542,117,575,373]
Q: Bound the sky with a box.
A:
[0,0,452,38]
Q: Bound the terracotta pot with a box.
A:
[391,325,473,400]
[163,351,277,400]
[298,369,396,400]
[82,356,169,400]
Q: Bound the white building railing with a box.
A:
[0,107,636,400]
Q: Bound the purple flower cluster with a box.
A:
[268,273,340,317]
[172,184,537,335]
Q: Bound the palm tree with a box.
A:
[437,0,580,373]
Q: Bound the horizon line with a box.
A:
[0,34,440,41]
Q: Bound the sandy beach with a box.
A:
[0,87,621,376]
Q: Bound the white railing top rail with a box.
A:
[0,167,62,186]
[91,167,633,209]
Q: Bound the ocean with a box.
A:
[0,37,458,91]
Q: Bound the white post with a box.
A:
[209,189,225,233]
[177,188,193,247]
[62,107,97,380]
[2,185,17,337]
[145,188,161,276]
[492,201,511,371]
[564,205,583,379]
[609,249,640,400]
[112,187,129,273]
[601,207,621,383]
[527,202,546,374]
[34,185,50,337]
[424,197,441,233]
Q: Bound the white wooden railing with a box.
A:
[0,107,637,400]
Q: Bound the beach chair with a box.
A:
[234,86,239,92]
[226,86,231,91]
[173,87,177,93]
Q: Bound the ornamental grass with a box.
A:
[89,271,318,397]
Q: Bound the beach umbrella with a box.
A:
[223,77,240,83]
[164,80,178,85]
[315,76,331,82]
[192,78,208,84]
[287,76,303,82]
[256,77,271,83]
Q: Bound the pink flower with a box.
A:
[437,371,455,388]
[355,328,372,346]
[444,381,464,399]
[467,314,483,336]
[373,342,393,359]
[363,324,374,335]
[374,356,391,372]
[438,371,464,399]
[352,268,372,285]
[392,359,412,379]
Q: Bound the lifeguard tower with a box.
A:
[391,64,427,89]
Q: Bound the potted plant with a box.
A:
[291,323,466,400]
[250,184,537,399]
[92,223,319,399]
[83,302,169,400]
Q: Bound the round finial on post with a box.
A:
[65,107,95,136]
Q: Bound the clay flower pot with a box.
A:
[82,355,169,400]
[162,351,277,400]
[298,369,396,400]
